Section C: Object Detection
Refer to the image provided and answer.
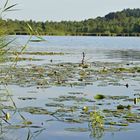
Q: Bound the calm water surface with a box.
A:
[1,36,140,140]
[13,36,140,64]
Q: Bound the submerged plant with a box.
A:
[89,110,104,140]
[90,111,104,129]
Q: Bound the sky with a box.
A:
[1,0,140,21]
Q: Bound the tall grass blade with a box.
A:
[9,96,17,109]
[4,9,19,12]
[4,0,9,9]
[3,4,17,12]
[0,38,16,49]
[27,23,34,33]
[19,112,26,121]
[27,129,31,140]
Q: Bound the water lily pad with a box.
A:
[20,107,50,115]
[65,127,89,132]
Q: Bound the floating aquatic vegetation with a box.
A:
[22,120,33,125]
[45,103,64,108]
[1,61,140,88]
[29,39,46,42]
[20,107,50,115]
[123,112,140,123]
[49,95,94,103]
[68,92,84,95]
[18,97,37,101]
[107,95,129,100]
[1,55,140,140]
[89,111,104,129]
[117,105,131,110]
[106,121,128,126]
[82,106,89,113]
[11,51,64,56]
[64,118,83,123]
[65,127,89,132]
[94,94,106,100]
[0,105,14,110]
[6,124,44,129]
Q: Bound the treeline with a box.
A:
[1,8,140,36]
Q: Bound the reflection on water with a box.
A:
[105,49,140,61]
[90,127,104,140]
[10,36,140,63]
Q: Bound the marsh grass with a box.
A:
[0,0,45,63]
[0,0,17,62]
[0,0,17,18]
[0,1,46,139]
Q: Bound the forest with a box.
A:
[1,8,140,36]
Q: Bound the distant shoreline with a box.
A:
[3,9,140,37]
[11,32,140,37]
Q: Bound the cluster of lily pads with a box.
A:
[1,60,140,88]
[1,55,140,139]
[9,90,139,139]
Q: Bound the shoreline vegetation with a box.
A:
[10,32,140,37]
[1,8,140,36]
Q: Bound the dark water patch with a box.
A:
[106,50,140,61]
[18,97,37,101]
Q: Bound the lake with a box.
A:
[18,36,140,62]
[1,36,140,140]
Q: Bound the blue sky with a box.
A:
[2,0,140,21]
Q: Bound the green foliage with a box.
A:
[90,111,104,129]
[0,0,17,62]
[89,110,104,139]
[1,8,140,35]
[94,94,105,100]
